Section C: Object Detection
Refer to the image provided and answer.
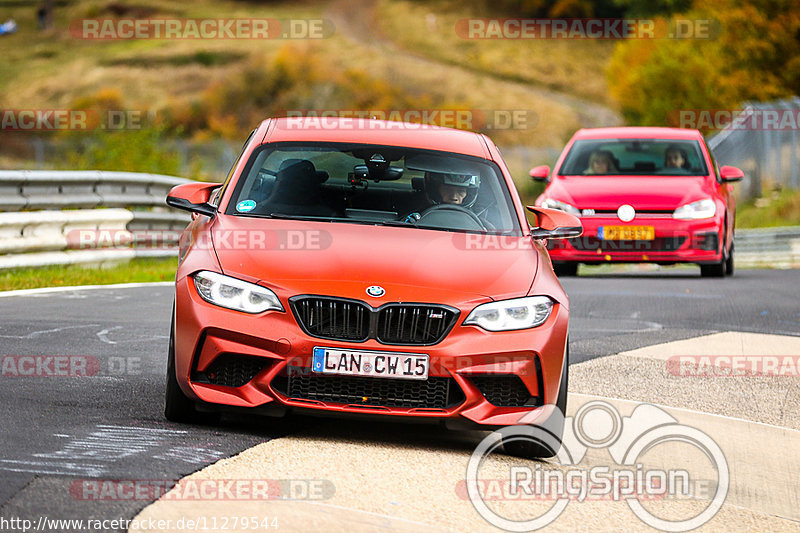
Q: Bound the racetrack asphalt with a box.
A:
[0,269,798,531]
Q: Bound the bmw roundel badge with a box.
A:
[366,285,385,297]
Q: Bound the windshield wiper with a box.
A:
[246,213,349,222]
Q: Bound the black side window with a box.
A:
[211,128,257,207]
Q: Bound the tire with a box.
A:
[502,344,569,459]
[552,262,578,277]
[700,226,728,278]
[699,261,725,278]
[725,242,734,276]
[164,309,200,423]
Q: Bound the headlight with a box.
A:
[541,198,580,216]
[193,271,283,314]
[673,199,716,220]
[464,296,554,331]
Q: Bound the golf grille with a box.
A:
[567,236,686,252]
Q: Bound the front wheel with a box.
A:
[724,242,734,276]
[700,227,729,278]
[164,312,198,423]
[502,344,569,459]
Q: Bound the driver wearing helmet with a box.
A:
[404,171,483,224]
[425,171,480,207]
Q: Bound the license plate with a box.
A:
[599,225,655,240]
[312,347,429,380]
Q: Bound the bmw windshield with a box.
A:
[225,143,522,234]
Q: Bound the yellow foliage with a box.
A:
[607,0,799,130]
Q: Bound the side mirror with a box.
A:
[526,206,583,239]
[166,182,219,218]
[719,165,744,182]
[529,165,551,182]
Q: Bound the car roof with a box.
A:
[260,117,491,158]
[572,127,703,140]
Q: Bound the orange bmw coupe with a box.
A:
[165,117,581,457]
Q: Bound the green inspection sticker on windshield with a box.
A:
[236,200,256,212]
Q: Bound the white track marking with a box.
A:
[0,281,172,298]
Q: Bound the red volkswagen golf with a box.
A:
[164,117,582,458]
[532,127,743,277]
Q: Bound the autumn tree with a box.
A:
[607,0,800,129]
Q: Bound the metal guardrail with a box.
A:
[0,170,190,211]
[708,97,800,200]
[734,226,800,267]
[0,171,195,270]
[734,226,800,251]
[0,170,797,269]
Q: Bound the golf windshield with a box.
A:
[559,139,709,176]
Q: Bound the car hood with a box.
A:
[211,216,538,305]
[550,175,713,210]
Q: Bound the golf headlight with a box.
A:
[464,296,554,331]
[673,199,716,220]
[193,271,283,314]
[541,198,580,216]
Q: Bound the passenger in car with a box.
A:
[664,145,690,169]
[260,158,338,216]
[584,150,618,174]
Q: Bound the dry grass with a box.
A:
[0,0,616,151]
[0,1,317,110]
[737,189,800,228]
[374,0,617,105]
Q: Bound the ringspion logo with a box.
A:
[466,401,729,531]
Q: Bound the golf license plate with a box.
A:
[599,225,655,240]
[312,347,429,380]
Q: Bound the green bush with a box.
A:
[65,127,181,175]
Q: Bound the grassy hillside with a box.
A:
[0,0,620,156]
[375,0,617,105]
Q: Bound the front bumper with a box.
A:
[173,276,569,428]
[546,216,723,264]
